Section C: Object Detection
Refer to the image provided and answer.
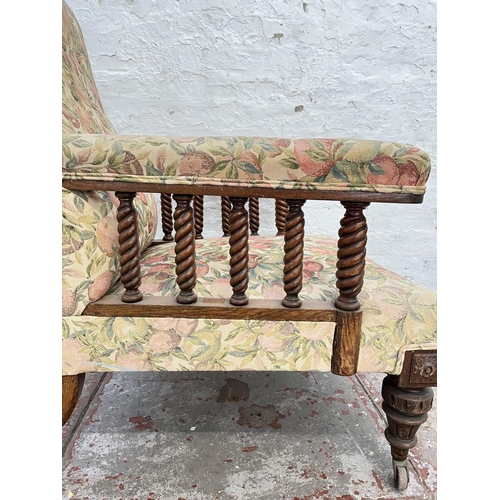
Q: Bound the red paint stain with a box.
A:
[242,445,259,452]
[334,389,345,395]
[105,473,123,480]
[129,416,152,430]
[224,459,233,463]
[293,490,330,500]
[186,435,193,442]
[372,470,384,490]
[335,496,355,500]
[118,484,125,490]
[337,470,345,476]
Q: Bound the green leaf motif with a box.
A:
[234,160,262,175]
[71,139,93,148]
[279,158,299,169]
[368,161,386,175]
[305,150,330,162]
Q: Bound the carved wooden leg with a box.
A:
[249,197,260,235]
[160,193,174,242]
[194,195,204,239]
[382,376,434,490]
[275,198,288,236]
[62,374,85,426]
[173,194,197,304]
[116,192,143,303]
[282,199,305,308]
[221,196,231,237]
[229,197,249,306]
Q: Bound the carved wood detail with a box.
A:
[334,201,370,311]
[275,199,288,236]
[228,197,249,305]
[173,194,197,304]
[282,199,305,308]
[160,193,174,242]
[392,349,437,388]
[249,197,260,235]
[381,376,434,462]
[194,195,204,239]
[221,196,231,237]
[116,192,143,303]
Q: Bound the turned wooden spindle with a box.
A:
[334,202,370,311]
[229,197,249,306]
[116,192,143,303]
[221,196,231,237]
[160,193,174,242]
[282,199,305,308]
[249,197,260,235]
[331,201,369,377]
[194,195,204,239]
[275,199,288,236]
[173,194,197,304]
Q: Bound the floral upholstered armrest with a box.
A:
[62,134,431,197]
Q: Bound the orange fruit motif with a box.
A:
[294,139,334,177]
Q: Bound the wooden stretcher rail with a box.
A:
[83,296,338,322]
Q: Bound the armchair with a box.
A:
[62,1,436,491]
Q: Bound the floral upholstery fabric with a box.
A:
[62,236,437,376]
[62,1,157,315]
[63,134,431,196]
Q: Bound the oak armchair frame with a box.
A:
[62,176,436,490]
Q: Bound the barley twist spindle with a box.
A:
[229,197,249,306]
[221,196,231,237]
[194,195,204,239]
[249,197,260,235]
[334,201,370,311]
[282,199,305,308]
[275,199,288,236]
[173,194,197,304]
[160,193,174,242]
[116,192,143,303]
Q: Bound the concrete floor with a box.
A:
[62,371,437,500]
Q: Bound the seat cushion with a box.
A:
[62,235,436,375]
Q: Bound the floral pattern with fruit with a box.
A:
[63,236,437,376]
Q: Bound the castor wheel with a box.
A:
[393,460,409,490]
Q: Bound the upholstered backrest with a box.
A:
[62,1,157,316]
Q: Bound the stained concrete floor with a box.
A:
[62,371,437,500]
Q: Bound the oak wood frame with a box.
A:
[65,178,422,379]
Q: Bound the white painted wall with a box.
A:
[67,0,437,292]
